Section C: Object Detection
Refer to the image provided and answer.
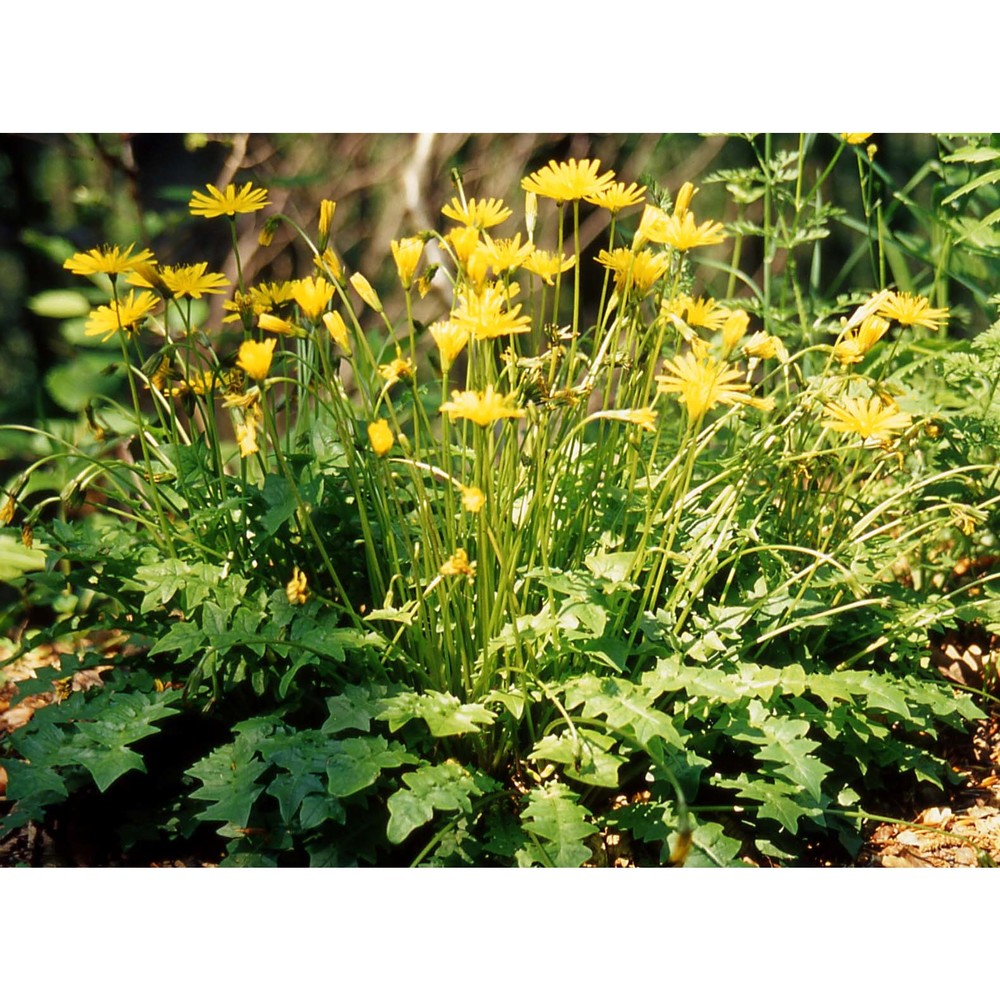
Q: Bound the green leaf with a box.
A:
[517,783,597,867]
[187,735,271,829]
[325,736,415,798]
[386,761,497,844]
[259,474,299,536]
[323,684,388,735]
[530,730,624,788]
[717,776,821,836]
[377,690,496,737]
[74,744,146,793]
[564,674,684,749]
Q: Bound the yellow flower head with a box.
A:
[459,485,486,513]
[130,261,228,299]
[440,547,475,578]
[237,338,277,381]
[441,196,512,230]
[588,407,659,433]
[292,275,335,320]
[315,248,343,282]
[391,237,425,289]
[350,272,383,313]
[378,353,415,386]
[664,295,731,332]
[0,492,15,526]
[65,243,157,277]
[584,180,648,213]
[840,133,873,145]
[322,310,351,353]
[596,248,669,296]
[673,182,698,217]
[258,313,295,336]
[286,567,309,606]
[834,313,891,364]
[189,182,271,218]
[743,331,787,362]
[482,233,535,275]
[440,386,525,426]
[721,309,750,355]
[524,191,538,242]
[656,352,770,422]
[430,320,470,371]
[877,291,949,330]
[521,158,616,203]
[822,396,912,444]
[643,208,726,251]
[319,199,337,238]
[453,285,532,340]
[84,290,159,341]
[368,419,394,456]
[445,225,482,266]
[523,249,576,286]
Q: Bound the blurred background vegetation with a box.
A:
[1,131,996,477]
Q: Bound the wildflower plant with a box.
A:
[3,136,999,868]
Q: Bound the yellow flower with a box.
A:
[524,191,538,242]
[720,309,750,355]
[237,338,277,381]
[292,276,335,320]
[453,285,532,340]
[840,133,873,145]
[64,243,156,277]
[315,248,343,282]
[656,353,770,422]
[430,319,470,371]
[482,233,535,274]
[440,547,475,578]
[322,310,351,353]
[235,418,260,457]
[441,196,512,230]
[319,199,337,238]
[459,485,486,513]
[286,567,308,605]
[589,407,659,433]
[189,181,271,218]
[743,331,787,362]
[258,313,295,336]
[0,492,15,526]
[465,246,491,291]
[378,353,415,386]
[584,180,647,213]
[350,272,383,312]
[129,262,229,299]
[258,218,279,247]
[170,369,225,397]
[84,290,159,341]
[877,291,949,330]
[834,313,891,364]
[368,419,394,456]
[822,396,912,444]
[523,249,576,286]
[391,237,425,289]
[440,386,525,426]
[522,158,615,203]
[666,295,730,332]
[445,225,482,265]
[673,182,698,217]
[644,209,726,251]
[595,248,669,296]
[224,393,263,457]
